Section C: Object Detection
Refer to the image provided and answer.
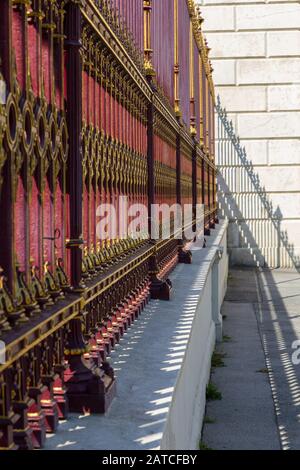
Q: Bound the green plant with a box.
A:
[206,382,222,401]
[256,368,268,374]
[223,335,232,343]
[211,351,226,368]
[199,441,213,451]
[204,416,215,424]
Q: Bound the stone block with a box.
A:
[268,193,300,219]
[250,166,300,192]
[267,31,300,57]
[236,4,300,31]
[200,6,235,31]
[268,85,300,111]
[240,140,268,165]
[237,112,300,138]
[206,32,265,58]
[237,59,300,85]
[213,60,236,85]
[217,86,267,112]
[268,140,300,165]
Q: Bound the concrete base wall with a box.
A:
[160,222,228,450]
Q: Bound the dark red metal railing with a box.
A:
[0,0,217,450]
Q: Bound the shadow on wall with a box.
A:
[216,96,300,271]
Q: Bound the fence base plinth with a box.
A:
[53,368,69,420]
[27,387,47,449]
[150,278,172,301]
[64,356,116,414]
[179,249,192,264]
[41,377,59,434]
[13,425,33,450]
[13,400,34,450]
[0,413,19,451]
[27,411,46,449]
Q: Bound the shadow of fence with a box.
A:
[216,95,300,271]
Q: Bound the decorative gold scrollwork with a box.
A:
[5,93,22,153]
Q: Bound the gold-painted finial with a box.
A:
[143,0,155,77]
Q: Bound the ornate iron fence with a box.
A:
[0,0,217,450]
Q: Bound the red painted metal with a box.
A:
[0,0,217,450]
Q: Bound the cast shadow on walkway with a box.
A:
[203,267,300,450]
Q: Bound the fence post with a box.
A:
[65,0,84,292]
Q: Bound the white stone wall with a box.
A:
[198,0,300,268]
[161,221,228,450]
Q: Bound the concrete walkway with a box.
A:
[203,267,300,450]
